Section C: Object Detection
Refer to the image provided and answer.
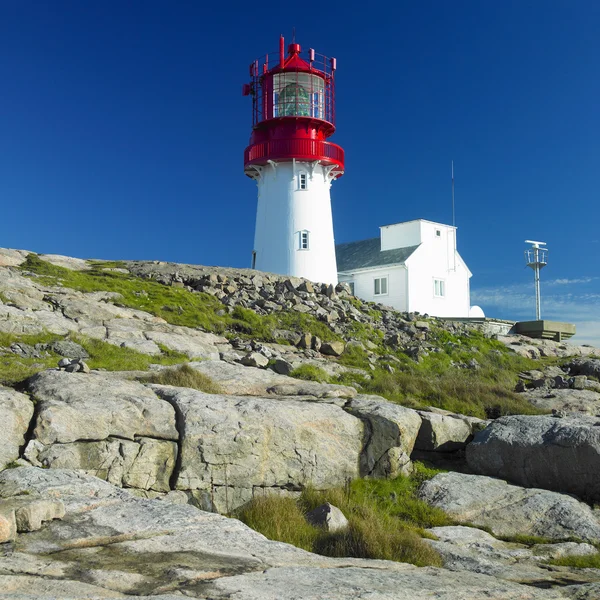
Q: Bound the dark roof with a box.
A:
[336,238,420,272]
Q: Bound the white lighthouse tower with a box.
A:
[243,36,344,284]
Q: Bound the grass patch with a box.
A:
[15,255,555,418]
[235,463,448,567]
[73,336,188,372]
[546,552,600,568]
[355,329,549,419]
[0,329,190,385]
[20,254,231,333]
[289,364,332,383]
[338,344,373,370]
[234,495,318,552]
[0,331,64,386]
[140,364,222,393]
[19,255,342,344]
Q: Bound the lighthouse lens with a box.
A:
[280,83,310,117]
[272,73,325,119]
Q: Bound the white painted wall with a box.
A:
[380,220,422,250]
[339,265,408,311]
[252,160,338,284]
[339,220,473,317]
[404,222,471,317]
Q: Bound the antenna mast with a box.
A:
[524,240,548,320]
[451,161,456,270]
[451,160,455,229]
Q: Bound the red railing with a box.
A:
[244,138,344,170]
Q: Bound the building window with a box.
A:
[435,229,441,238]
[298,172,308,190]
[298,230,310,250]
[251,251,256,269]
[374,277,388,296]
[434,279,445,297]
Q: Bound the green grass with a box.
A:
[498,533,570,546]
[0,331,65,385]
[0,330,189,385]
[73,336,188,372]
[16,254,556,418]
[20,254,232,333]
[230,306,341,343]
[546,551,600,568]
[235,463,448,567]
[19,254,342,343]
[234,495,319,552]
[337,344,373,370]
[289,364,332,383]
[350,329,549,419]
[140,364,222,393]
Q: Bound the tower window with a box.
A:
[251,251,256,269]
[434,279,445,297]
[435,229,441,238]
[374,277,388,296]
[298,172,308,190]
[298,230,310,250]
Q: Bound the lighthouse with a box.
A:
[243,36,344,284]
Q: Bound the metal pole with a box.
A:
[534,247,541,320]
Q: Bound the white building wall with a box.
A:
[339,265,408,311]
[253,161,338,284]
[405,222,471,317]
[380,220,422,250]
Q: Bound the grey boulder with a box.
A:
[346,395,421,477]
[419,472,600,542]
[466,414,600,501]
[25,370,178,444]
[188,360,356,399]
[152,386,363,512]
[306,502,349,532]
[425,525,599,586]
[0,386,34,469]
[415,409,484,452]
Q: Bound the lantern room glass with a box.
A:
[272,73,325,119]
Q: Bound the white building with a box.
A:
[336,219,482,318]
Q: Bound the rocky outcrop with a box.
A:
[25,370,178,443]
[188,360,356,399]
[0,367,431,510]
[198,565,565,599]
[346,395,421,477]
[419,472,600,542]
[0,267,226,358]
[567,358,600,381]
[0,248,29,267]
[425,525,599,587]
[466,415,600,501]
[0,467,567,600]
[514,364,600,415]
[518,388,600,415]
[0,387,34,469]
[151,385,364,512]
[21,371,178,492]
[497,335,600,360]
[415,409,486,453]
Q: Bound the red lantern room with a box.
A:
[243,36,344,177]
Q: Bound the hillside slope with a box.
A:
[1,249,600,599]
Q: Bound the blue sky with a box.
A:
[1,2,599,344]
